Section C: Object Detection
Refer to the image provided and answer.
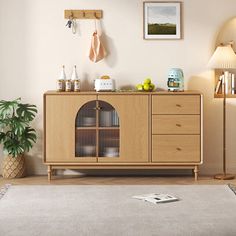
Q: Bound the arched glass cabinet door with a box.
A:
[75,101,96,157]
[98,101,120,157]
[75,100,120,158]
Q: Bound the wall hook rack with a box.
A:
[64,10,103,19]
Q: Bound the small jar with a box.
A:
[57,79,64,92]
[65,80,72,92]
[73,79,80,92]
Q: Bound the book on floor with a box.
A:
[132,193,179,204]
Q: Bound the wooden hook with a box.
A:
[69,12,73,19]
[65,10,102,19]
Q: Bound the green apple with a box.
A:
[144,78,151,84]
[143,83,150,91]
[136,84,143,91]
[149,83,155,91]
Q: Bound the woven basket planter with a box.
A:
[2,155,26,179]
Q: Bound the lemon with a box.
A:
[149,83,155,91]
[143,83,150,91]
[136,84,143,91]
[144,78,151,84]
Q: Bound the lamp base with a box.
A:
[214,173,235,180]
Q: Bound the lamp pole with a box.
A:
[223,76,226,175]
[214,72,234,180]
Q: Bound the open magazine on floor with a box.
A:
[132,193,179,204]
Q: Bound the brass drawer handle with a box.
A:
[176,124,182,127]
[93,106,102,110]
[176,104,182,107]
[176,147,182,151]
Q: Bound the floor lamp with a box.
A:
[208,44,236,180]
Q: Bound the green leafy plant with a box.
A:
[0,98,37,157]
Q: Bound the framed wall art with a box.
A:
[143,2,181,39]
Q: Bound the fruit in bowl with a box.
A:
[136,78,155,92]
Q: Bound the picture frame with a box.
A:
[143,1,181,40]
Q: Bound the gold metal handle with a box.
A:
[93,106,102,110]
[176,147,182,151]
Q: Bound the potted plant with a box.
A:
[0,98,37,178]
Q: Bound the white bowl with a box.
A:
[82,145,96,155]
[104,147,119,154]
[104,152,119,157]
[82,117,96,126]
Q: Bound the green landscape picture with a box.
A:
[145,4,179,37]
[148,23,176,35]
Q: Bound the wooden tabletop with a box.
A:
[45,90,202,95]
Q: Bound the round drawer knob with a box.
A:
[176,124,182,127]
[176,147,182,151]
[176,104,182,107]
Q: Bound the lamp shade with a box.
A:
[207,45,236,69]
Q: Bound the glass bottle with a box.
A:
[57,65,66,92]
[71,65,80,92]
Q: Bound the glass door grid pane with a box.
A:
[75,100,120,158]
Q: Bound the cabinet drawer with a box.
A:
[152,95,200,114]
[152,115,200,134]
[152,135,200,163]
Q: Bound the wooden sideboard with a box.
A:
[44,91,203,180]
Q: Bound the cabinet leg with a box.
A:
[194,166,198,181]
[48,165,52,181]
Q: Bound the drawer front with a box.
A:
[152,115,200,134]
[152,135,200,163]
[152,95,200,114]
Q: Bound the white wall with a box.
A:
[1,0,236,175]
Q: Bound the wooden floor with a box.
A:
[1,174,236,186]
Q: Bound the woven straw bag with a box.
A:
[2,155,26,178]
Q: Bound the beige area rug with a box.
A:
[0,185,236,236]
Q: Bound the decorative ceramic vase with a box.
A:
[2,155,26,178]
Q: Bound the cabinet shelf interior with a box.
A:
[75,100,120,158]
